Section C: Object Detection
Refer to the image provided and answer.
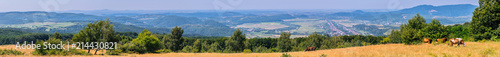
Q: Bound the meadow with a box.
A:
[1,42,498,57]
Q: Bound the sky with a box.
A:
[0,0,479,12]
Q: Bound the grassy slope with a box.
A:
[2,42,499,57]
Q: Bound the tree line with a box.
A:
[389,0,500,44]
[15,19,387,55]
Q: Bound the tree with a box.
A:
[277,32,292,52]
[225,28,246,52]
[182,45,193,53]
[407,13,426,29]
[470,0,500,40]
[307,32,325,47]
[401,14,426,45]
[447,25,470,38]
[491,28,500,41]
[129,29,161,53]
[33,37,63,55]
[207,42,221,52]
[200,41,210,52]
[421,19,447,39]
[72,19,116,54]
[163,26,184,52]
[192,39,201,53]
[387,29,402,43]
[53,32,62,39]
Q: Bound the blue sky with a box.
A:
[0,0,478,11]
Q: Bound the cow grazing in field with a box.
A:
[423,38,432,44]
[304,47,316,51]
[436,38,448,43]
[449,38,465,47]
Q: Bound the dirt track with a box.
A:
[1,42,499,57]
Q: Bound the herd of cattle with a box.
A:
[423,38,465,47]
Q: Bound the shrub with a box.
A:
[320,54,327,57]
[155,49,171,53]
[66,48,88,55]
[243,49,252,53]
[32,38,65,55]
[481,48,495,57]
[106,49,123,55]
[222,49,235,53]
[253,46,272,53]
[0,49,24,55]
[127,29,162,53]
[182,46,193,53]
[281,53,291,57]
[380,37,392,44]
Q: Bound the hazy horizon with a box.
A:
[0,0,478,12]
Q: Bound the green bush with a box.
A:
[127,29,162,54]
[320,54,327,57]
[481,48,495,57]
[106,49,123,55]
[32,38,63,55]
[155,49,171,53]
[281,53,291,57]
[0,49,24,55]
[253,46,272,53]
[380,37,391,44]
[182,46,193,53]
[242,49,252,53]
[66,48,88,55]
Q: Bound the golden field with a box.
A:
[1,42,499,57]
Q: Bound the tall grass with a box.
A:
[0,49,24,55]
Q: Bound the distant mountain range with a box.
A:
[395,4,477,17]
[0,4,478,36]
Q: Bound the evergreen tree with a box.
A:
[192,39,201,53]
[163,26,184,52]
[225,28,246,52]
[53,32,62,39]
[421,19,447,39]
[401,14,426,45]
[208,42,221,52]
[307,32,324,47]
[277,32,291,52]
[470,0,500,40]
[387,29,402,43]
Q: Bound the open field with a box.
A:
[1,42,499,57]
[236,22,289,30]
[0,22,76,31]
[288,20,327,34]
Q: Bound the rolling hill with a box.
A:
[0,4,479,37]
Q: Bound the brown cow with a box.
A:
[304,47,316,51]
[449,38,465,47]
[423,38,432,44]
[436,38,448,43]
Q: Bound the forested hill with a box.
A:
[0,4,479,37]
[394,4,477,17]
[0,12,235,36]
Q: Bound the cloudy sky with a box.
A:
[0,0,478,11]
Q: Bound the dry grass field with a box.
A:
[1,42,499,57]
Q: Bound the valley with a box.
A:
[0,4,478,37]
